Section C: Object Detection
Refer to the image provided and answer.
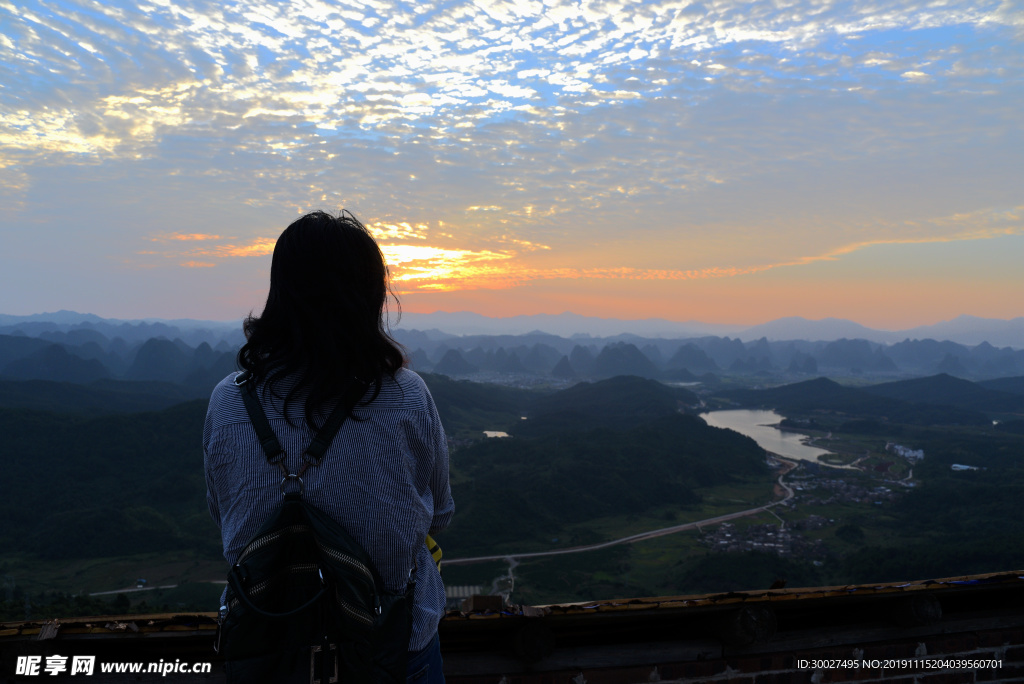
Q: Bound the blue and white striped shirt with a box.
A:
[203,368,454,652]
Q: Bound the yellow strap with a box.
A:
[425,534,442,571]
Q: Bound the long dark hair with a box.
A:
[237,210,405,428]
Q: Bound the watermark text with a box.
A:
[15,655,212,677]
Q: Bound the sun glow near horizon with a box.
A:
[0,0,1021,326]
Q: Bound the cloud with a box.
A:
[4,0,1016,170]
[2,0,1021,323]
[378,203,1024,292]
[140,235,277,264]
[382,244,514,289]
[702,205,1024,276]
[156,233,223,241]
[197,237,278,258]
[367,221,430,241]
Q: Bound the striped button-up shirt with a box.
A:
[203,368,454,652]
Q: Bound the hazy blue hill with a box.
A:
[979,376,1024,396]
[662,367,698,381]
[862,374,1024,413]
[0,313,243,348]
[390,328,452,352]
[899,315,1024,348]
[0,310,106,326]
[463,346,489,369]
[933,353,969,377]
[407,348,433,372]
[700,336,748,368]
[521,343,562,374]
[125,338,192,383]
[592,342,659,379]
[64,339,131,377]
[641,344,664,368]
[435,331,572,354]
[729,356,774,373]
[722,377,990,426]
[737,316,896,344]
[182,350,237,391]
[818,338,897,372]
[1,343,111,383]
[496,350,528,374]
[488,347,509,371]
[569,344,596,376]
[0,379,204,414]
[746,337,774,363]
[550,355,576,378]
[191,340,215,369]
[0,334,54,368]
[38,328,112,349]
[886,339,971,371]
[787,351,819,374]
[519,376,696,437]
[433,348,478,376]
[666,343,720,373]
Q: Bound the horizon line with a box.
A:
[2,309,1023,334]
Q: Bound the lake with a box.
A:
[700,409,836,464]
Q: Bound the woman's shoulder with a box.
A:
[370,368,435,412]
[394,367,428,391]
[209,371,245,400]
[205,371,249,425]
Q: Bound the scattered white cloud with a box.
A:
[1,0,1021,309]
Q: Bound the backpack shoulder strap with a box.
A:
[236,371,285,465]
[235,370,348,468]
[303,402,347,466]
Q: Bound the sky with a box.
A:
[1,0,1022,329]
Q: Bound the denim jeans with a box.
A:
[406,633,445,683]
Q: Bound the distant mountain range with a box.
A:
[739,315,1024,348]
[394,312,1023,348]
[2,311,1023,389]
[391,311,747,339]
[388,312,1024,348]
[3,310,1021,348]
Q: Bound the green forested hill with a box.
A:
[861,373,1024,413]
[0,378,205,415]
[722,376,991,426]
[416,372,535,437]
[1,374,759,565]
[437,375,753,556]
[4,369,1023,609]
[518,375,698,437]
[0,401,216,559]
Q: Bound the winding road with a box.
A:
[444,457,797,566]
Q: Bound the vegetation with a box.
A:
[443,410,767,556]
[2,367,1023,613]
[0,401,217,561]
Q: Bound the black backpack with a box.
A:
[215,372,413,683]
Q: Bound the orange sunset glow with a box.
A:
[0,1,1020,330]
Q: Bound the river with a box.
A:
[700,409,838,464]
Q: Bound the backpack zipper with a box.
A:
[227,567,376,628]
[227,563,321,611]
[317,541,374,583]
[237,524,312,564]
[337,595,374,627]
